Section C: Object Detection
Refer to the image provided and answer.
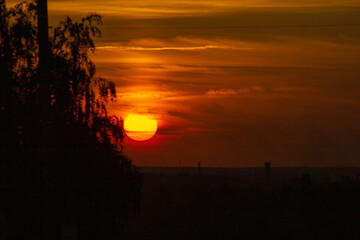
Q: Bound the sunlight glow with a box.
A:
[124,114,158,141]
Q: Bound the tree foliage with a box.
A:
[0,1,142,239]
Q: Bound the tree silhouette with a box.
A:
[0,1,142,239]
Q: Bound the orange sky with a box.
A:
[8,0,360,167]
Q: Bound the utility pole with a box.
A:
[37,0,50,94]
[36,0,57,239]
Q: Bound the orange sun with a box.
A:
[124,114,158,141]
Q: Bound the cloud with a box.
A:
[8,0,359,20]
[206,89,238,95]
[205,86,317,96]
[251,86,266,92]
[273,87,313,93]
[97,37,256,52]
[206,86,267,96]
[97,45,246,51]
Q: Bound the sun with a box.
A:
[124,114,158,141]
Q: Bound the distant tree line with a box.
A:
[0,0,142,239]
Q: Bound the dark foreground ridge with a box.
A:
[122,167,360,240]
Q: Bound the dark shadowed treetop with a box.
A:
[1,0,123,146]
[50,12,123,145]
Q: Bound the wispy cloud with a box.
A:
[206,86,315,96]
[8,0,359,20]
[206,89,239,95]
[206,86,265,96]
[97,45,249,51]
[96,36,256,51]
[273,87,313,93]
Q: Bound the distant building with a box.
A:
[265,162,271,177]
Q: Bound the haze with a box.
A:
[8,0,360,167]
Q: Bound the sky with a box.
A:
[8,0,360,167]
